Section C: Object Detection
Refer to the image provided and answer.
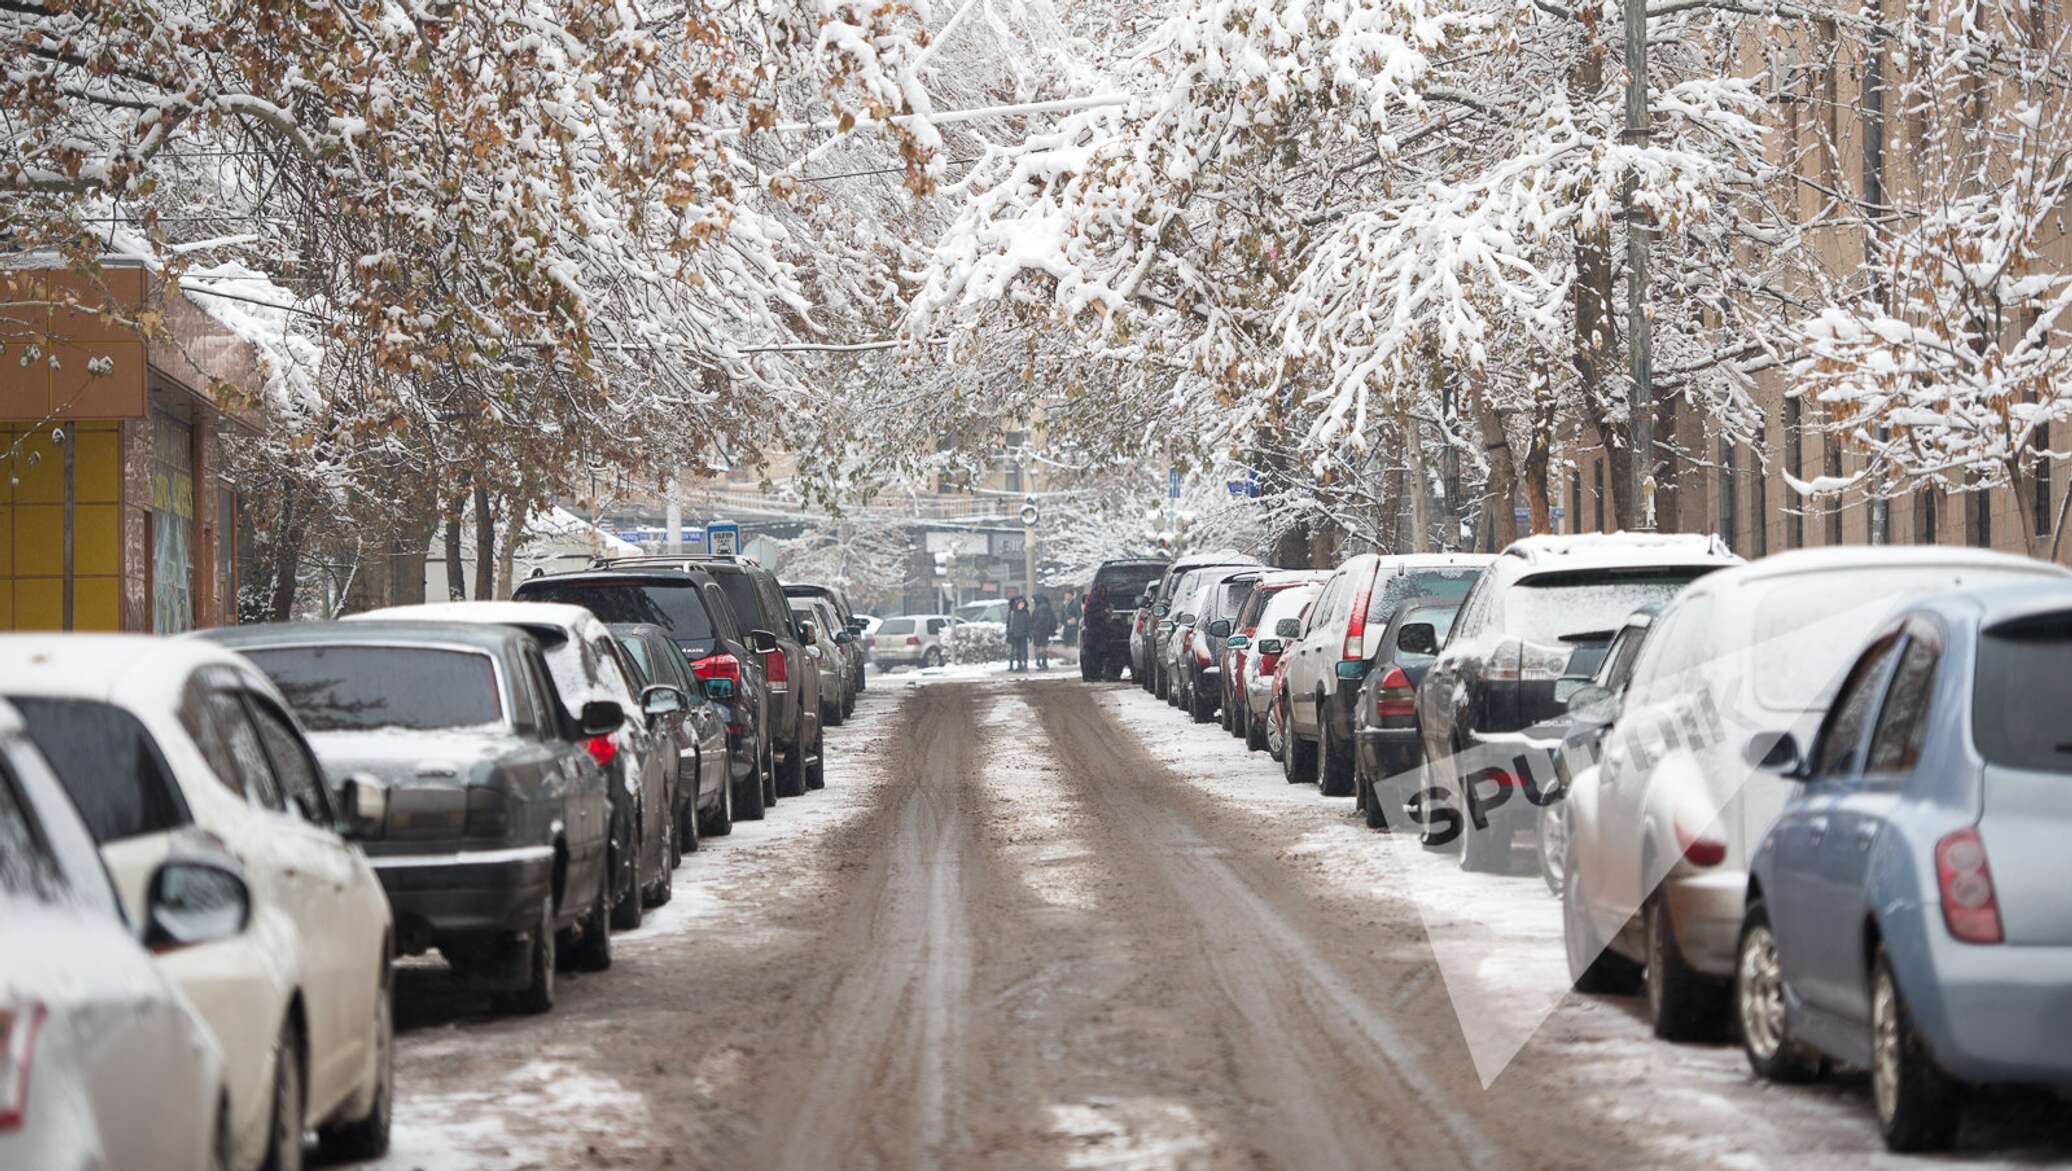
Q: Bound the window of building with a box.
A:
[1918,484,1939,544]
[1972,486,1993,549]
[2033,421,2052,539]
[1719,436,1738,553]
[150,411,196,634]
[1569,468,1583,534]
[1752,424,1769,557]
[1823,434,1843,545]
[1592,460,1605,532]
[1783,398,1804,548]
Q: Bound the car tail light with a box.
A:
[1193,632,1213,664]
[465,786,510,838]
[1181,628,1195,654]
[764,648,789,686]
[691,652,742,686]
[586,735,618,769]
[1343,572,1372,660]
[1259,652,1282,674]
[1488,640,1569,682]
[1936,828,2003,944]
[1232,650,1248,680]
[0,1000,45,1132]
[1674,815,1726,867]
[906,635,922,646]
[1374,666,1417,719]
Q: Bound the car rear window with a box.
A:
[7,697,189,845]
[1505,568,1713,643]
[1094,564,1165,598]
[1366,566,1482,623]
[1973,614,2072,773]
[242,646,504,732]
[879,618,916,635]
[519,580,715,641]
[708,571,770,633]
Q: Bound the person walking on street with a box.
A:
[1060,589,1082,657]
[1005,596,1032,671]
[1032,594,1058,670]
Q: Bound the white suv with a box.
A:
[1,636,395,1171]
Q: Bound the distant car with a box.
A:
[1132,550,1261,692]
[1220,571,1329,741]
[873,614,955,668]
[790,596,851,732]
[1352,601,1459,830]
[784,582,866,701]
[1740,581,2072,1151]
[1418,534,1739,871]
[954,598,1010,625]
[1240,581,1324,754]
[512,566,776,824]
[1528,604,1660,892]
[1,635,395,1171]
[207,620,618,1009]
[0,697,230,1171]
[1172,568,1259,722]
[1280,553,1492,798]
[351,602,676,930]
[614,622,734,847]
[1081,558,1167,681]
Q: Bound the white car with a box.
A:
[1562,547,2070,1040]
[1,636,396,1171]
[0,698,230,1171]
[871,615,956,668]
[1241,581,1325,750]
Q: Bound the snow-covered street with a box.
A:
[343,676,2070,1170]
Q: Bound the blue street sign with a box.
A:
[705,521,741,556]
[1168,468,1181,499]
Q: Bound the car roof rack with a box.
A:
[589,553,763,570]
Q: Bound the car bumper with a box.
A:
[874,650,928,666]
[1356,726,1421,785]
[1909,936,2072,1084]
[1662,868,1749,979]
[368,844,557,942]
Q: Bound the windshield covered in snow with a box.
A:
[243,645,505,732]
[1366,566,1482,624]
[1505,568,1713,643]
[519,580,715,641]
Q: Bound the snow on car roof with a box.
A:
[0,634,252,703]
[1501,531,1738,567]
[1709,543,2069,585]
[349,599,603,635]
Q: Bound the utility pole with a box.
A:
[1623,0,1655,530]
[1863,3,1891,544]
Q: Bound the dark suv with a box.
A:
[784,582,866,700]
[515,566,778,820]
[1081,558,1165,681]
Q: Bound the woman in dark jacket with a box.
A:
[1005,596,1032,671]
[1031,594,1058,670]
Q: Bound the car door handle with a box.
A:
[1807,816,1829,845]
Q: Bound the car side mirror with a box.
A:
[1226,634,1252,650]
[336,773,387,839]
[798,621,818,646]
[1153,602,1170,617]
[833,629,853,645]
[642,684,686,718]
[580,699,626,737]
[143,859,250,951]
[1208,619,1233,638]
[1255,637,1284,655]
[1274,618,1302,638]
[748,629,780,654]
[1745,731,1805,777]
[1565,683,1616,721]
[1397,622,1438,656]
[847,617,868,632]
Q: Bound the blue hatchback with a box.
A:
[1734,581,2072,1153]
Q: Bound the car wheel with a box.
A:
[1646,892,1723,1040]
[1563,840,1643,994]
[679,777,701,855]
[735,748,768,822]
[1459,813,1510,872]
[610,814,644,931]
[1245,706,1268,752]
[1736,902,1822,1083]
[261,1015,305,1171]
[1190,678,1216,724]
[316,951,393,1160]
[1361,775,1388,830]
[776,724,808,798]
[668,788,684,869]
[1536,802,1568,895]
[761,738,778,807]
[701,766,736,837]
[1872,948,1964,1152]
[923,647,943,668]
[1155,666,1170,700]
[1317,716,1354,797]
[1283,722,1318,786]
[498,897,557,1015]
[827,697,846,727]
[568,868,613,972]
[806,724,826,790]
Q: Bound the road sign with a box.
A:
[1168,468,1181,499]
[705,521,740,556]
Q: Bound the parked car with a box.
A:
[1529,603,1661,892]
[1562,546,2066,1041]
[872,614,955,668]
[1739,580,2072,1151]
[585,555,821,801]
[1238,580,1325,753]
[1220,571,1329,741]
[0,696,231,1171]
[954,598,1010,625]
[1132,550,1261,692]
[512,566,776,824]
[1081,558,1167,681]
[351,602,675,930]
[206,620,618,1010]
[1282,553,1493,798]
[1352,601,1460,830]
[1172,568,1260,722]
[784,582,866,702]
[789,596,852,731]
[1,635,395,1171]
[613,621,733,848]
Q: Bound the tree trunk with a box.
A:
[1655,393,1681,533]
[1467,379,1520,549]
[268,487,304,622]
[497,492,526,599]
[1522,440,1553,534]
[473,481,496,600]
[1570,32,1632,532]
[1402,410,1432,553]
[442,486,467,601]
[386,507,437,607]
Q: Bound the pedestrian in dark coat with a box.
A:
[1032,594,1058,669]
[1005,596,1032,671]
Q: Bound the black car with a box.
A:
[1413,534,1736,871]
[612,622,733,851]
[1081,558,1165,681]
[1352,602,1457,830]
[206,620,618,1005]
[783,582,866,702]
[1177,568,1259,722]
[514,567,777,821]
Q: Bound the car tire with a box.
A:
[498,897,557,1014]
[316,955,393,1162]
[1284,726,1319,786]
[761,739,779,807]
[735,751,767,822]
[1459,816,1509,872]
[679,781,701,855]
[1360,776,1389,830]
[610,817,644,931]
[806,724,826,790]
[923,647,943,668]
[1736,902,1822,1084]
[260,1016,305,1171]
[1646,893,1723,1041]
[1245,707,1268,752]
[1317,717,1354,797]
[776,726,808,799]
[1536,803,1568,895]
[568,871,613,972]
[1155,666,1170,700]
[1563,840,1643,994]
[1872,948,1964,1152]
[701,768,735,837]
[668,789,684,869]
[1190,679,1215,723]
